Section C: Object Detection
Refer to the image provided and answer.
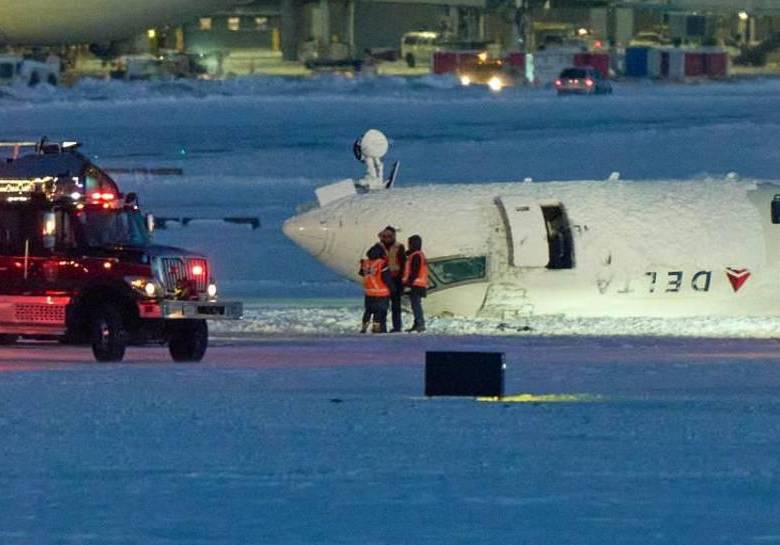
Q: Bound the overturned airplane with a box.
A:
[285,130,780,320]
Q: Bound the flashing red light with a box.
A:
[191,265,204,276]
[555,79,562,87]
[594,40,603,49]
[90,192,116,202]
[585,79,594,87]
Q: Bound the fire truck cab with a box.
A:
[0,140,242,362]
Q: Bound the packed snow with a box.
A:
[2,334,780,544]
[215,301,780,337]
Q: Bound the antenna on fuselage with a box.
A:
[353,129,398,191]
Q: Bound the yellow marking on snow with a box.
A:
[477,393,603,403]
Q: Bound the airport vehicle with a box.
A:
[401,31,441,67]
[109,53,207,81]
[110,55,166,81]
[457,56,516,92]
[285,131,780,321]
[0,55,59,86]
[555,66,612,95]
[628,32,672,47]
[0,140,242,361]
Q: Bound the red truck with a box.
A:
[0,140,242,362]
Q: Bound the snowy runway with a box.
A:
[1,334,780,543]
[2,77,780,542]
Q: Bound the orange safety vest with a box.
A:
[362,258,391,297]
[386,243,404,277]
[403,251,429,288]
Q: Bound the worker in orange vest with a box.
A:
[402,234,428,333]
[359,243,393,333]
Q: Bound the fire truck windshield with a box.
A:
[78,208,151,247]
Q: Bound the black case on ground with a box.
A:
[425,351,505,397]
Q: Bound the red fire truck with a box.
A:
[0,140,242,362]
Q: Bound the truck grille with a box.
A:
[14,303,66,324]
[157,257,209,296]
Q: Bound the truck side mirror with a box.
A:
[146,214,155,233]
[42,211,56,250]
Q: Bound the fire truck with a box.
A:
[0,140,242,362]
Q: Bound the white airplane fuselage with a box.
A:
[284,179,780,319]
[0,0,243,46]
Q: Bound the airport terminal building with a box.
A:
[136,0,780,72]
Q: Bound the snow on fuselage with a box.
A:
[284,179,780,319]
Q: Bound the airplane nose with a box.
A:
[283,212,330,257]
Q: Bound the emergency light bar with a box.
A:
[0,177,56,195]
[0,176,98,206]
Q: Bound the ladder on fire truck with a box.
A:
[0,139,80,159]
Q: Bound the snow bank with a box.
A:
[210,302,780,338]
[1,73,779,107]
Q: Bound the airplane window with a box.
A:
[429,256,487,285]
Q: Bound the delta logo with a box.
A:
[725,268,751,293]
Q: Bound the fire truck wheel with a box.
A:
[0,334,18,345]
[168,320,208,363]
[90,304,126,362]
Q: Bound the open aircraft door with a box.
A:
[496,196,549,268]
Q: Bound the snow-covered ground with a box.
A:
[217,300,780,337]
[1,77,780,543]
[1,334,780,544]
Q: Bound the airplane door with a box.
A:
[496,196,549,268]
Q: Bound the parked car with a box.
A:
[555,66,612,95]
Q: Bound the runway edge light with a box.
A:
[425,351,505,398]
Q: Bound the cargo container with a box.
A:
[666,48,686,80]
[703,50,729,77]
[684,52,705,77]
[625,47,650,77]
[573,52,610,79]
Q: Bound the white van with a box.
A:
[0,55,59,86]
[400,31,441,67]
